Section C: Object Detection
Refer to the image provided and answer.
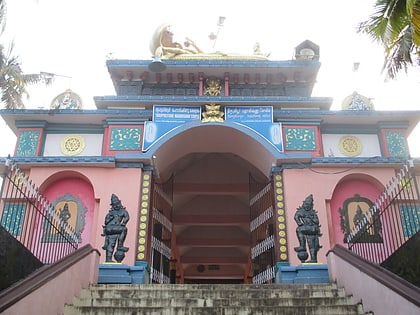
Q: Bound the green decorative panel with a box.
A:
[284,127,316,151]
[385,131,408,157]
[1,203,26,236]
[109,127,142,151]
[399,205,420,237]
[16,130,40,156]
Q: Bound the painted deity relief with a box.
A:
[43,194,86,243]
[339,194,382,243]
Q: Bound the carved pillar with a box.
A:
[136,170,153,263]
[224,72,230,96]
[198,73,204,96]
[272,171,289,263]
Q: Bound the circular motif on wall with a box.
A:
[60,135,85,155]
[338,135,363,157]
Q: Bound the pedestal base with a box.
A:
[276,263,329,284]
[98,261,149,284]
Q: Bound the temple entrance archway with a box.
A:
[144,123,280,283]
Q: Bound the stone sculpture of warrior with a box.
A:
[102,194,130,262]
[294,194,322,263]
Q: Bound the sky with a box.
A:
[0,0,419,157]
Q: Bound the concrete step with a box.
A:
[89,283,339,291]
[64,283,367,315]
[64,305,364,315]
[78,285,347,300]
[70,296,354,308]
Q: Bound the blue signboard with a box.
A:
[143,105,201,151]
[154,105,201,123]
[225,106,283,152]
[143,105,283,152]
[225,106,273,123]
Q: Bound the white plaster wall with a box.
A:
[43,134,103,156]
[322,134,381,157]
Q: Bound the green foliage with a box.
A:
[358,0,420,79]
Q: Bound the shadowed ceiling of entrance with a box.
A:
[151,123,277,182]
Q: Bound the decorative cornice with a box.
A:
[280,119,322,125]
[94,95,332,104]
[377,121,410,129]
[321,124,379,134]
[104,118,147,126]
[15,120,48,128]
[106,59,321,68]
[0,108,153,116]
[272,157,416,173]
[45,123,103,133]
[0,156,116,167]
[312,156,409,165]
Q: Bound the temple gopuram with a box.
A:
[1,23,420,315]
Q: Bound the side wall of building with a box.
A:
[26,166,143,265]
[282,167,393,265]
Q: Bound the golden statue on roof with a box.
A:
[150,24,203,58]
[149,23,268,60]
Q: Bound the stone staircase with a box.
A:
[64,283,370,315]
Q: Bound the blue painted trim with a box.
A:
[272,157,413,173]
[114,153,143,159]
[3,109,420,119]
[378,121,410,129]
[115,162,144,168]
[276,264,329,284]
[94,95,332,105]
[105,118,147,125]
[114,153,145,168]
[272,163,311,173]
[321,125,379,134]
[312,156,408,165]
[106,59,321,68]
[46,124,103,133]
[274,109,420,117]
[4,156,116,165]
[140,120,286,160]
[15,120,48,128]
[280,119,322,125]
[0,108,153,116]
[98,263,150,284]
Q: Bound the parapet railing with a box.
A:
[347,160,420,264]
[0,158,79,264]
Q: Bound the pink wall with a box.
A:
[4,247,100,315]
[43,177,95,248]
[327,249,419,315]
[29,167,143,265]
[330,176,382,246]
[282,167,393,266]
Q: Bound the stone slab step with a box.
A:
[71,296,354,308]
[64,305,364,315]
[79,287,347,299]
[89,283,338,291]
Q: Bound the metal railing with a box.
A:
[249,176,275,284]
[150,177,173,284]
[0,159,79,264]
[347,161,420,264]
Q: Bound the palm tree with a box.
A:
[0,0,50,109]
[358,0,420,79]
